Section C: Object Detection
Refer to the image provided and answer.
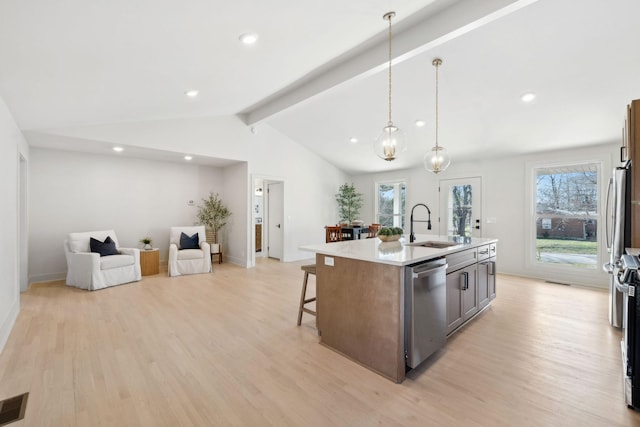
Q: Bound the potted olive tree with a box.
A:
[196,193,231,255]
[335,183,364,225]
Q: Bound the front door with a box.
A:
[439,177,482,238]
[267,182,284,260]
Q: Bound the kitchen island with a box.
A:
[300,234,497,383]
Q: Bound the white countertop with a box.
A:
[300,234,498,266]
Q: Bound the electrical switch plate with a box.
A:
[324,257,334,266]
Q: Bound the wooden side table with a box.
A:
[255,224,262,252]
[140,248,160,276]
[210,243,223,264]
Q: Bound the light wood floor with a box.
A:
[1,259,639,426]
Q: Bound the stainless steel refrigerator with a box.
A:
[604,160,632,328]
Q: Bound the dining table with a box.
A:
[341,226,370,240]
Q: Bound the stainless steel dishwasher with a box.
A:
[404,258,448,369]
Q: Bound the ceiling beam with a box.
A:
[239,0,540,126]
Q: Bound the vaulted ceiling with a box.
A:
[1,0,639,174]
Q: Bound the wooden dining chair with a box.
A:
[325,225,342,243]
[367,223,381,238]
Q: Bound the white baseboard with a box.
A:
[222,255,250,268]
[29,272,65,285]
[0,297,19,355]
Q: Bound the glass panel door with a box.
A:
[439,177,482,238]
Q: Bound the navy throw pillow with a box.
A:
[180,232,199,250]
[90,236,119,257]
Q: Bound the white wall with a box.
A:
[28,148,227,283]
[31,117,349,265]
[0,96,28,353]
[248,124,349,262]
[221,162,249,266]
[352,142,618,288]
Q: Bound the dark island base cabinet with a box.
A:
[446,264,477,334]
[478,257,497,310]
[446,243,497,336]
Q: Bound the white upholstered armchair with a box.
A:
[64,229,141,291]
[168,226,211,277]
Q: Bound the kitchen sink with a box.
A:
[410,241,459,249]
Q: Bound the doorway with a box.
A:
[439,177,482,238]
[253,179,264,256]
[251,176,285,267]
[267,181,284,260]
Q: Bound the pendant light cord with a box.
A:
[388,15,391,126]
[433,58,442,150]
[385,12,394,127]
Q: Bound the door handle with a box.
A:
[605,177,612,250]
[413,264,448,279]
[276,224,281,228]
[488,261,495,275]
[460,271,469,290]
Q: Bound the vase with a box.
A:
[378,234,401,242]
[144,243,152,250]
[205,227,216,245]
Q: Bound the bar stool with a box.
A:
[297,264,317,326]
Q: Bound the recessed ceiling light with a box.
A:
[184,155,193,161]
[112,147,124,152]
[521,92,536,103]
[239,33,258,45]
[349,137,358,144]
[185,90,199,98]
[415,120,426,127]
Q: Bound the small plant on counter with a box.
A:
[377,227,403,241]
[377,227,403,236]
[378,227,391,236]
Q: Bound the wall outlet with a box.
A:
[187,200,195,206]
[324,256,334,266]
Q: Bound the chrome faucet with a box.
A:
[410,203,432,243]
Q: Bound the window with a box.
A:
[376,181,406,229]
[449,184,472,237]
[534,163,599,269]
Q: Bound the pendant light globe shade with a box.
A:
[374,123,406,161]
[423,145,451,174]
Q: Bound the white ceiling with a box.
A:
[1,0,639,174]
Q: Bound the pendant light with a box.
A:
[373,11,405,161]
[424,58,451,174]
